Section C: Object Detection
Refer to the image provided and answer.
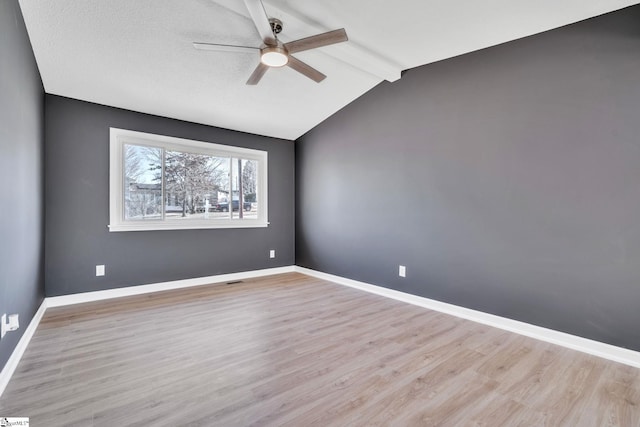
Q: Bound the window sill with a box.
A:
[108,220,269,232]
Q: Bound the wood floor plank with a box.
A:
[0,272,638,426]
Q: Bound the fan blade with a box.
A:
[284,28,348,54]
[244,0,277,46]
[246,62,270,85]
[193,42,259,54]
[287,56,326,83]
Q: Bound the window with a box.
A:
[109,128,267,231]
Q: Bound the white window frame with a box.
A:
[109,128,268,232]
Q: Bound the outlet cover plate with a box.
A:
[1,314,6,339]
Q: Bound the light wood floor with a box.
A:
[1,273,638,426]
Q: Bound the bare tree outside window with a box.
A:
[242,160,258,203]
[159,151,227,218]
[124,145,162,220]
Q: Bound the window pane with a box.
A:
[231,158,258,219]
[164,150,230,221]
[124,144,162,220]
[243,159,258,218]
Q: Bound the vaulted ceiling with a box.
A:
[19,0,640,140]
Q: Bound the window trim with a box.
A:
[109,128,268,232]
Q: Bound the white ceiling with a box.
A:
[19,0,640,140]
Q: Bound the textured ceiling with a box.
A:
[18,0,640,140]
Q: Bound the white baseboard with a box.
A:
[295,266,640,369]
[3,264,637,401]
[46,266,296,308]
[0,300,47,398]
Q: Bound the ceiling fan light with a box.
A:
[260,47,288,67]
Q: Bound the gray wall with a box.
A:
[296,6,640,351]
[45,95,294,296]
[0,0,45,370]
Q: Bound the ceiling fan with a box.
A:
[193,0,348,85]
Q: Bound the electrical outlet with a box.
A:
[1,313,18,339]
[399,265,406,278]
[269,250,276,259]
[96,265,105,276]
